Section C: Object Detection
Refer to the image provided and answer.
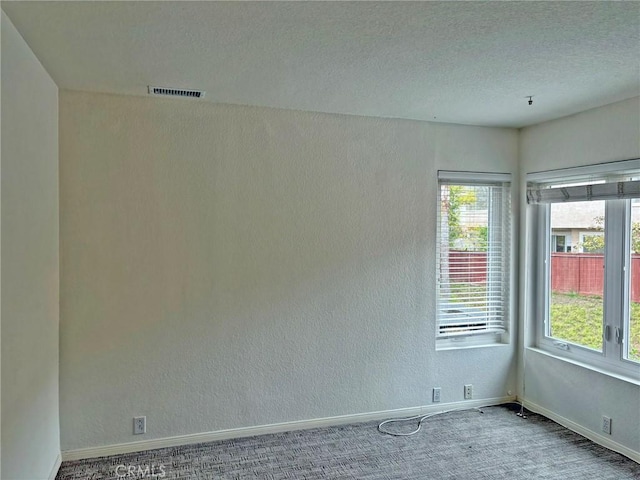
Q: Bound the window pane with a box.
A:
[437,182,509,338]
[548,201,605,351]
[626,201,640,363]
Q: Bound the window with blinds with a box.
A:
[436,171,511,345]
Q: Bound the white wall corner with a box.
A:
[48,454,62,480]
[522,398,640,464]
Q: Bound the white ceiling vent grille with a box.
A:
[148,86,205,99]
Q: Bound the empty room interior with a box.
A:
[2,1,640,479]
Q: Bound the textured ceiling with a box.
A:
[3,1,639,128]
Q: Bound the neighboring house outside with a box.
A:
[551,201,640,253]
[448,193,640,302]
[450,207,488,251]
[452,200,640,254]
[550,202,604,253]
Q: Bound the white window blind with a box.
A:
[436,171,511,340]
[527,180,640,204]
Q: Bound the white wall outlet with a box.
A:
[602,415,611,435]
[134,416,146,435]
[464,384,473,400]
[432,387,441,403]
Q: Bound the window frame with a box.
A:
[527,159,640,380]
[436,170,512,350]
[578,231,604,253]
[551,232,572,253]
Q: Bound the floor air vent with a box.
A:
[148,86,205,98]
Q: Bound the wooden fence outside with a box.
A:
[448,251,640,302]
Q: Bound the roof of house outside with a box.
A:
[551,203,604,230]
[551,201,640,230]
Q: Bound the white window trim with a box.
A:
[527,160,640,380]
[551,232,572,253]
[527,158,640,183]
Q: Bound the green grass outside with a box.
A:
[445,282,640,362]
[449,283,489,309]
[550,293,640,362]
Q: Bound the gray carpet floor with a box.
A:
[56,404,640,479]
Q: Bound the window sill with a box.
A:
[437,331,509,351]
[526,347,640,387]
[437,340,510,351]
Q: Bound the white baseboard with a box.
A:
[48,453,62,480]
[62,395,514,461]
[521,397,640,464]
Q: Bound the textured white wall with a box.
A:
[1,11,60,479]
[519,97,640,453]
[59,91,518,450]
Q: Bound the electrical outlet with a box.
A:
[432,387,441,403]
[602,415,611,435]
[134,416,146,435]
[464,384,473,400]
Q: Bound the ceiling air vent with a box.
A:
[148,86,205,99]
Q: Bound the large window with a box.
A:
[527,159,640,379]
[436,171,512,348]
